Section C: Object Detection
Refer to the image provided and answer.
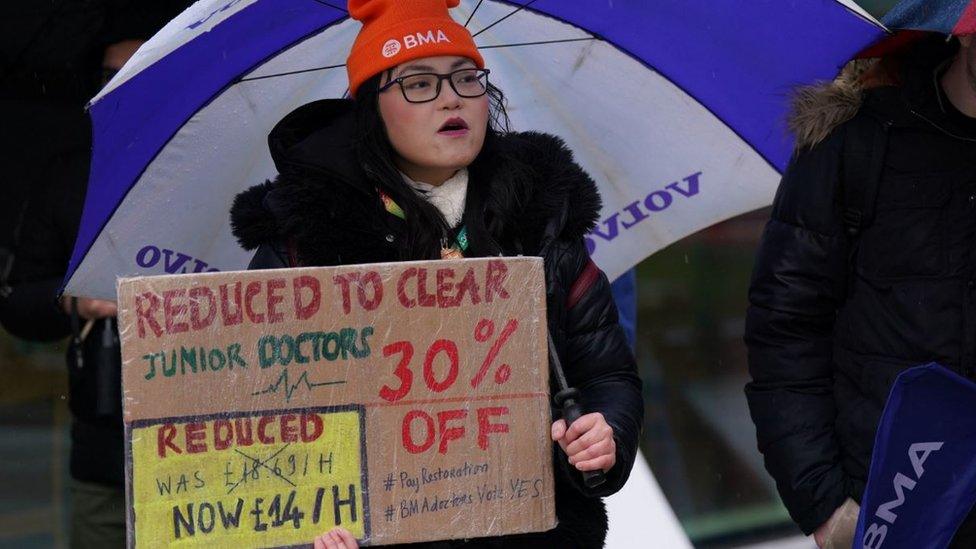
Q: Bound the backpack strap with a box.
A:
[841,115,891,237]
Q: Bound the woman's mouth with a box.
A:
[438,117,469,136]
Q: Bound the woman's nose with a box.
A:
[437,81,463,109]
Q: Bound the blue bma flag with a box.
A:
[854,363,976,549]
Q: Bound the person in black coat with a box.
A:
[230,1,643,547]
[0,0,191,272]
[0,3,189,547]
[744,34,976,547]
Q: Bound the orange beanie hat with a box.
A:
[346,0,485,97]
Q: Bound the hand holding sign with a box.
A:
[551,413,616,473]
[314,527,359,549]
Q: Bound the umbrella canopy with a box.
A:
[65,0,884,299]
[883,0,976,34]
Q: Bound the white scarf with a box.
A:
[400,168,468,227]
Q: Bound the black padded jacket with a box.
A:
[745,41,976,535]
[230,99,644,548]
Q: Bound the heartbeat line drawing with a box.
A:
[251,369,346,402]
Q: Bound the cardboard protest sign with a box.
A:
[116,257,555,547]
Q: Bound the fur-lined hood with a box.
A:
[230,99,601,265]
[788,35,963,150]
[788,58,878,150]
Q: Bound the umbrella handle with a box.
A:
[555,388,607,489]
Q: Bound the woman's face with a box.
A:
[377,55,489,184]
[963,35,976,95]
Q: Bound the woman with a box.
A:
[230,0,643,547]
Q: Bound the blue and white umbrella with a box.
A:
[64,0,885,299]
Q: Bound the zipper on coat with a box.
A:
[908,109,976,143]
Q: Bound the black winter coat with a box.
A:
[745,41,976,535]
[230,100,644,548]
[0,129,126,487]
[0,0,192,487]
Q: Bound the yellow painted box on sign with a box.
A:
[128,407,367,547]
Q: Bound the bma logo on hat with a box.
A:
[382,29,452,58]
[382,39,402,58]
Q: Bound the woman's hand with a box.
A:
[813,498,859,548]
[61,296,118,320]
[313,527,359,549]
[551,412,616,472]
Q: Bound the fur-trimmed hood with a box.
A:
[788,35,964,150]
[788,58,877,151]
[230,99,601,266]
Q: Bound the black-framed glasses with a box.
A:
[378,68,491,104]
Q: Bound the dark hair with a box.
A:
[352,69,510,260]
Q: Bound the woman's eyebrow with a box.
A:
[396,60,475,77]
[396,64,436,76]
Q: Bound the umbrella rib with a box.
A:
[464,0,486,28]
[239,63,347,83]
[471,0,539,38]
[309,0,348,13]
[477,37,596,50]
